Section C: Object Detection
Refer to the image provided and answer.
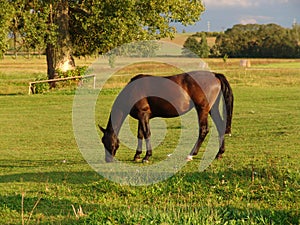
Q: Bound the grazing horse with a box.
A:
[99,71,233,163]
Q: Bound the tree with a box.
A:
[4,0,51,59]
[214,23,300,58]
[198,33,210,58]
[182,36,200,57]
[2,0,205,79]
[46,1,75,81]
[0,1,12,58]
[291,23,300,57]
[182,33,210,57]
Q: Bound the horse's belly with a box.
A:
[148,96,193,118]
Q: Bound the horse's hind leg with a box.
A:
[141,116,152,163]
[210,99,226,159]
[216,140,225,159]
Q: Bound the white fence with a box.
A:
[28,74,96,94]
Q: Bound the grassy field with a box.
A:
[0,55,299,224]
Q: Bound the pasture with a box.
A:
[0,56,299,224]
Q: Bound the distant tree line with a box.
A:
[183,23,300,58]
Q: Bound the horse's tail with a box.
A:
[214,73,234,135]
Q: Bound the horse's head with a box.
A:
[99,125,120,162]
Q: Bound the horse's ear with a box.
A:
[98,124,106,133]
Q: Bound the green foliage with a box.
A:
[20,7,50,54]
[2,0,205,57]
[68,0,205,56]
[33,66,88,94]
[193,31,221,37]
[215,23,300,58]
[108,53,116,68]
[182,33,210,57]
[199,34,210,58]
[0,1,13,58]
[182,36,200,57]
[34,74,50,94]
[106,41,159,68]
[223,54,229,63]
[4,0,56,57]
[121,41,159,58]
[55,66,89,91]
[56,66,88,78]
[2,0,205,80]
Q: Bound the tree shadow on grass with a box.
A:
[0,170,102,223]
[0,158,101,184]
[0,171,101,184]
[0,159,298,224]
[0,193,97,224]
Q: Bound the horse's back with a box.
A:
[126,71,221,118]
[167,71,221,109]
[130,74,152,82]
[129,71,221,108]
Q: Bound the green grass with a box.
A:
[254,61,300,69]
[0,55,95,95]
[0,57,299,224]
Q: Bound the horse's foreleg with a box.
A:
[134,121,143,161]
[143,138,152,163]
[141,115,152,163]
[134,117,152,163]
[187,108,209,161]
[190,121,209,156]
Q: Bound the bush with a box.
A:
[56,66,88,78]
[34,74,50,94]
[55,66,88,90]
[33,66,88,94]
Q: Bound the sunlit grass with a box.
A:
[0,56,97,95]
[0,56,299,224]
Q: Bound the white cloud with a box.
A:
[203,0,289,8]
[275,0,289,3]
[240,18,257,24]
[239,15,274,24]
[203,0,255,7]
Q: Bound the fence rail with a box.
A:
[28,74,96,94]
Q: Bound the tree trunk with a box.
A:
[46,43,56,79]
[54,0,75,72]
[46,0,75,83]
[13,29,17,59]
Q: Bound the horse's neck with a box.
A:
[107,110,126,135]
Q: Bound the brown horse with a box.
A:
[99,71,233,163]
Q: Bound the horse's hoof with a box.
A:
[134,157,141,162]
[186,155,193,161]
[142,159,149,163]
[216,154,223,159]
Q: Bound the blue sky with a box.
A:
[175,0,300,32]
